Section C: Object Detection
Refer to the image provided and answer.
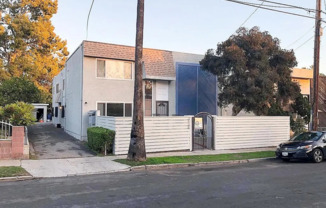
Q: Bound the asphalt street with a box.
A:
[1,159,326,208]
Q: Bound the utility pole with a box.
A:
[128,0,146,161]
[312,0,321,131]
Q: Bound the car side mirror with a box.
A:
[323,139,326,143]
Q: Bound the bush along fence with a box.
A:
[87,127,115,155]
[95,115,290,155]
[0,121,29,159]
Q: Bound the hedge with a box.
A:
[0,102,36,126]
[87,127,115,154]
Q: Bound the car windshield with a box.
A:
[291,132,323,142]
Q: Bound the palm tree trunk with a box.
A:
[127,0,146,161]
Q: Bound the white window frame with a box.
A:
[96,101,133,117]
[95,58,134,81]
[96,59,106,78]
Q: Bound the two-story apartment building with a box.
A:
[52,41,217,140]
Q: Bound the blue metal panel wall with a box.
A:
[176,64,198,115]
[176,63,217,116]
[198,69,217,115]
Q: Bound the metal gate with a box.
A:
[192,112,214,150]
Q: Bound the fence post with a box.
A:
[212,116,217,150]
[11,126,25,158]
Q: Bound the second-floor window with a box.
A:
[56,83,59,93]
[97,59,132,80]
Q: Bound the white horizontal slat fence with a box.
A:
[96,116,192,155]
[214,116,290,150]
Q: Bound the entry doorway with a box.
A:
[193,112,214,150]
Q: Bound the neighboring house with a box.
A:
[52,41,218,140]
[291,68,313,99]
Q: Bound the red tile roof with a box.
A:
[83,41,175,78]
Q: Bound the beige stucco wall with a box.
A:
[82,57,135,140]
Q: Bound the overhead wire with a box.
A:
[294,26,326,51]
[225,0,326,23]
[287,26,315,48]
[256,0,326,14]
[233,0,265,34]
[86,0,95,40]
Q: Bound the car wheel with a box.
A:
[312,149,323,163]
[282,158,290,162]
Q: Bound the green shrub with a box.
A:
[0,102,35,126]
[87,127,115,154]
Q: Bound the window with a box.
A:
[56,84,59,93]
[61,106,65,118]
[62,79,65,90]
[125,103,132,117]
[107,61,124,79]
[97,103,106,116]
[96,59,132,80]
[145,81,152,116]
[97,60,106,78]
[107,103,124,117]
[97,102,132,117]
[124,63,132,79]
[55,107,58,117]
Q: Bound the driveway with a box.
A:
[28,123,96,159]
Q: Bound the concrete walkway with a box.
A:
[0,147,276,178]
[21,157,130,178]
[28,123,95,159]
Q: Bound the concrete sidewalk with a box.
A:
[20,157,130,178]
[0,147,276,178]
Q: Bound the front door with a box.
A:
[156,101,169,116]
[193,112,214,150]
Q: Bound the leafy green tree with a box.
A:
[0,0,69,100]
[0,77,42,106]
[0,102,35,126]
[291,94,311,124]
[200,27,300,115]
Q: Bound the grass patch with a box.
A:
[115,151,275,166]
[0,166,29,178]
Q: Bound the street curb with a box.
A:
[129,157,276,171]
[0,175,34,182]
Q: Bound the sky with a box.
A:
[52,0,326,72]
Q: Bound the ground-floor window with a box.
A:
[55,107,58,117]
[97,102,132,117]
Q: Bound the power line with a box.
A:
[234,0,265,33]
[294,26,326,51]
[86,0,95,40]
[287,26,314,48]
[256,0,325,14]
[226,0,326,22]
[294,36,314,51]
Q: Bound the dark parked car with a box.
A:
[275,131,326,163]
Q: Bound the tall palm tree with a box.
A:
[128,0,146,161]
